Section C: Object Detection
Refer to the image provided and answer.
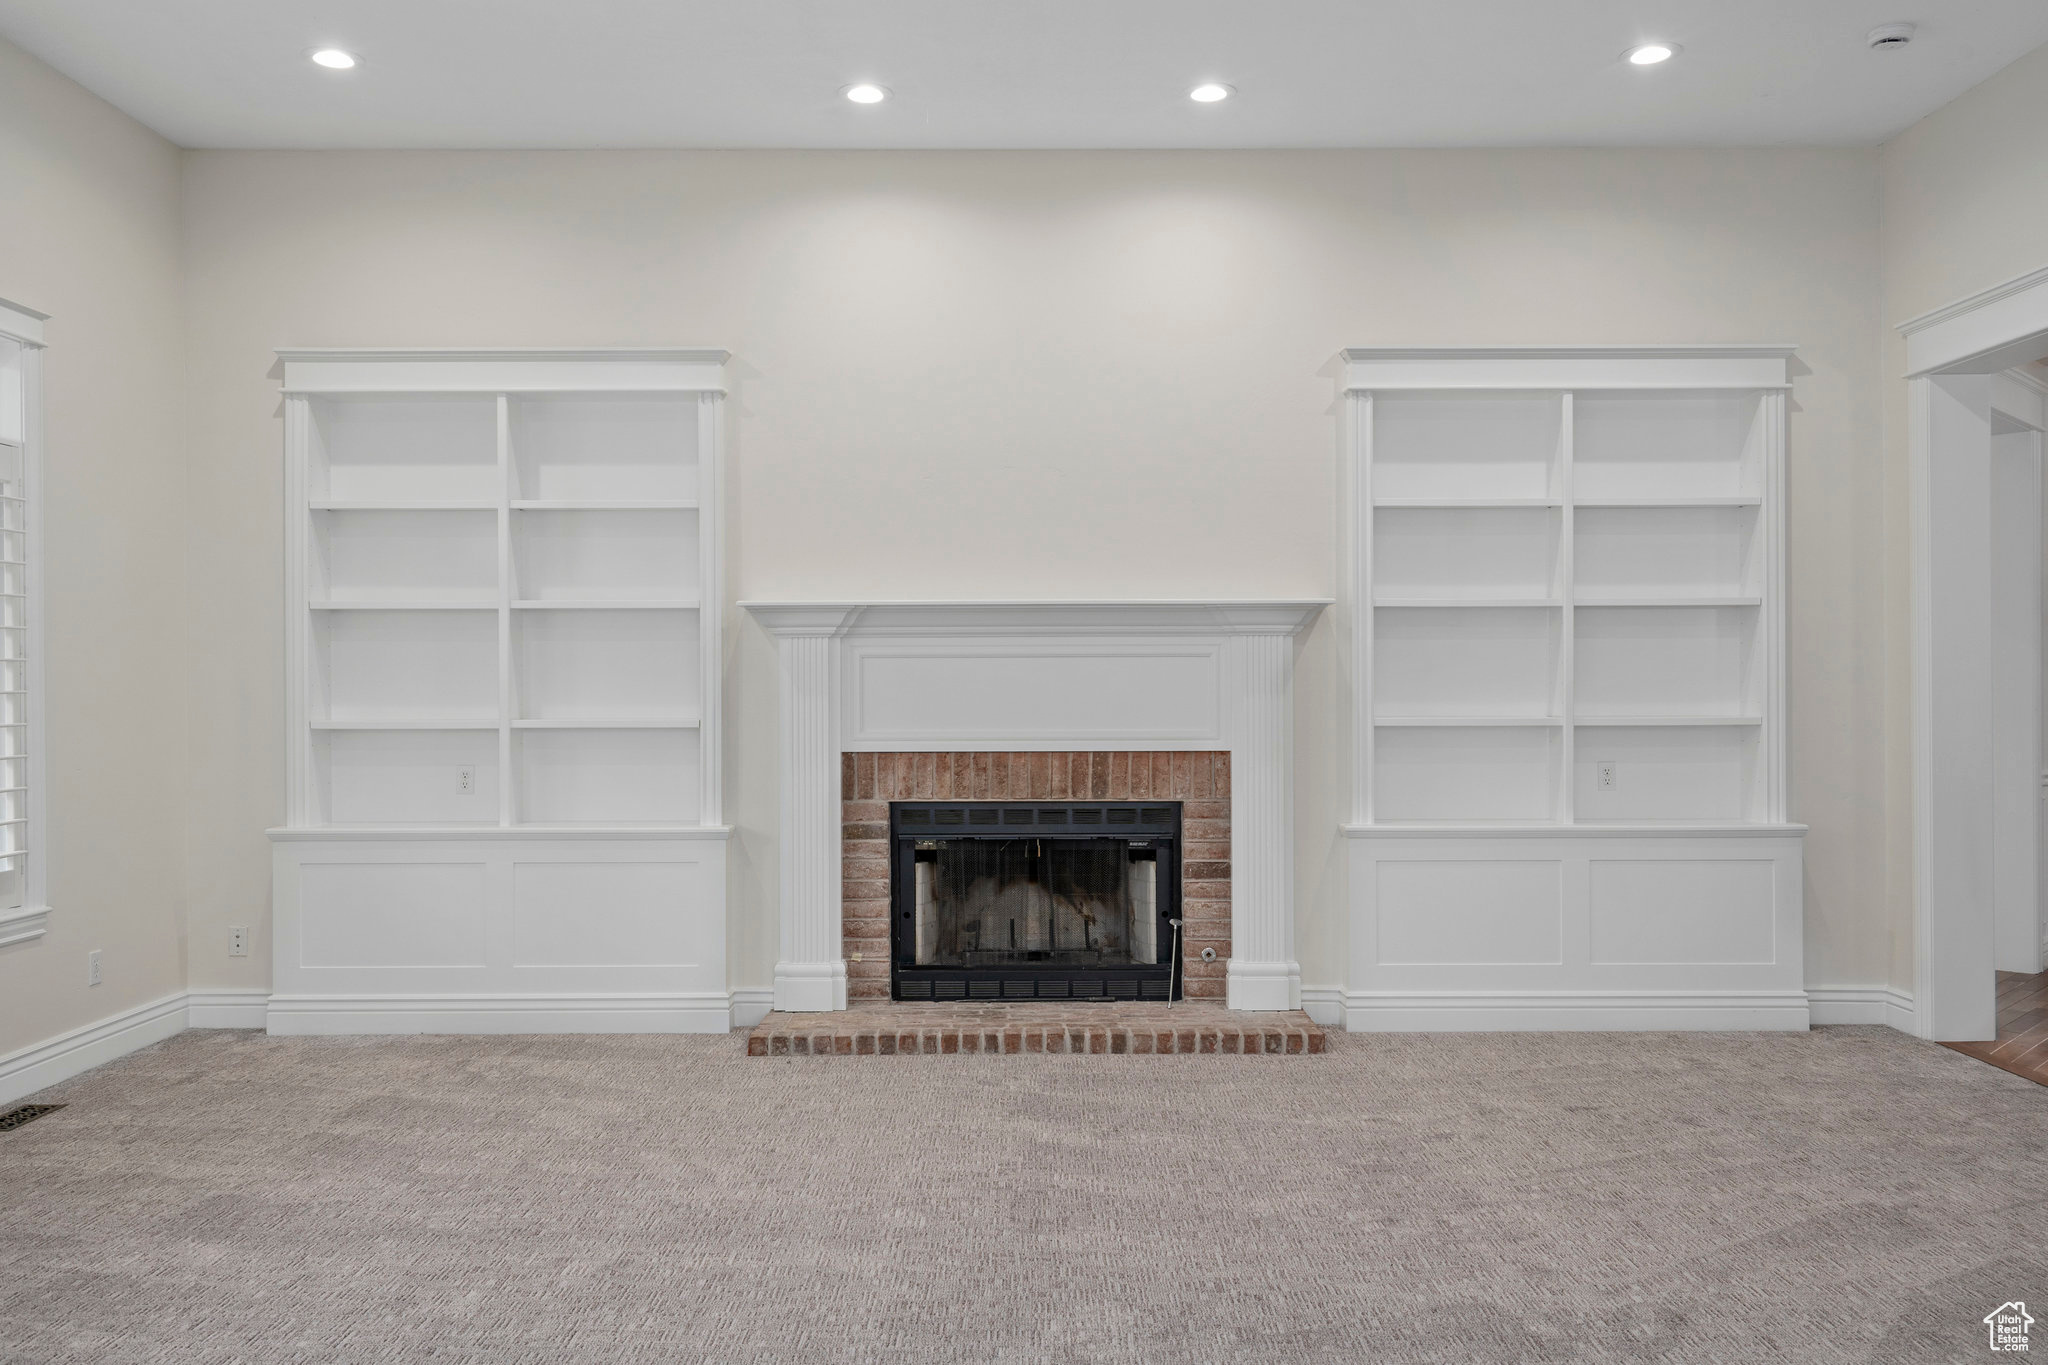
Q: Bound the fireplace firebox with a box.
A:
[890,801,1182,1001]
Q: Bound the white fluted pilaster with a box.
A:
[771,621,848,1011]
[1227,631,1301,1010]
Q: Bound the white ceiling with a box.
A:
[2,0,2045,150]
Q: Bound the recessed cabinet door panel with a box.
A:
[1375,859,1564,965]
[298,861,488,967]
[511,861,703,967]
[1588,859,1775,965]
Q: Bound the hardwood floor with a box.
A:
[1942,970,2048,1086]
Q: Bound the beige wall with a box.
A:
[0,39,188,1054]
[178,146,1889,997]
[1880,40,2048,325]
[1878,41,2048,990]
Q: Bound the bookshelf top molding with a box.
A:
[1342,345,1795,392]
[0,296,47,347]
[277,348,730,395]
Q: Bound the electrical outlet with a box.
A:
[229,926,249,958]
[456,765,476,796]
[1597,761,1617,791]
[87,950,101,987]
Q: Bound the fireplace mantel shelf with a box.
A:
[743,598,1328,1015]
[742,600,1331,637]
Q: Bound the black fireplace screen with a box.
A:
[890,801,1181,1001]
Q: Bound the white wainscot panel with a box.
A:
[270,836,732,1033]
[1342,831,1806,1031]
[512,860,702,967]
[848,644,1221,747]
[1588,858,1775,965]
[1376,859,1563,965]
[299,861,488,967]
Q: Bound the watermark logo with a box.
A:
[1985,1302,2034,1352]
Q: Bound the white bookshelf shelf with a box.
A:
[510,599,700,610]
[1373,497,1563,509]
[1573,715,1765,727]
[510,499,698,510]
[311,499,499,511]
[1375,715,1564,727]
[310,600,496,611]
[1574,595,1763,608]
[1574,496,1763,508]
[510,716,700,729]
[1374,597,1563,609]
[311,719,500,731]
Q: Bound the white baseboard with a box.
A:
[197,985,770,1033]
[187,988,270,1029]
[1299,986,1345,1028]
[1886,989,1916,1032]
[729,987,773,1029]
[1341,990,1812,1032]
[772,961,847,1013]
[1806,985,1916,1030]
[0,984,809,1104]
[1225,959,1302,1012]
[264,992,734,1035]
[0,990,188,1107]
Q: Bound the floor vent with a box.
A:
[0,1103,65,1132]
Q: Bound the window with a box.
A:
[0,297,45,944]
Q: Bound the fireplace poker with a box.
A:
[1167,916,1183,1008]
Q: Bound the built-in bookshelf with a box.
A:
[269,350,732,1035]
[1339,348,1804,1033]
[285,368,723,828]
[1355,377,1782,826]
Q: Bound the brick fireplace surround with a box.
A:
[841,751,1231,1001]
[745,599,1326,1013]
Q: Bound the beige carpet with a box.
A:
[2,1026,2044,1364]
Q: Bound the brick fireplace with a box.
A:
[841,751,1231,1001]
[743,600,1325,1013]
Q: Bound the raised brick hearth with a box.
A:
[841,751,1231,1001]
[746,1002,1323,1055]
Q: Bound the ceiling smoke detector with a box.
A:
[1867,23,1916,49]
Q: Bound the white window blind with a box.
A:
[0,298,46,940]
[0,402,25,908]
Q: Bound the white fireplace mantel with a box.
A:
[742,599,1330,1012]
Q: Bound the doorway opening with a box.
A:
[1905,278,2048,1040]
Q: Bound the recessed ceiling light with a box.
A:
[1189,83,1233,103]
[309,48,358,70]
[1626,43,1676,66]
[844,83,889,105]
